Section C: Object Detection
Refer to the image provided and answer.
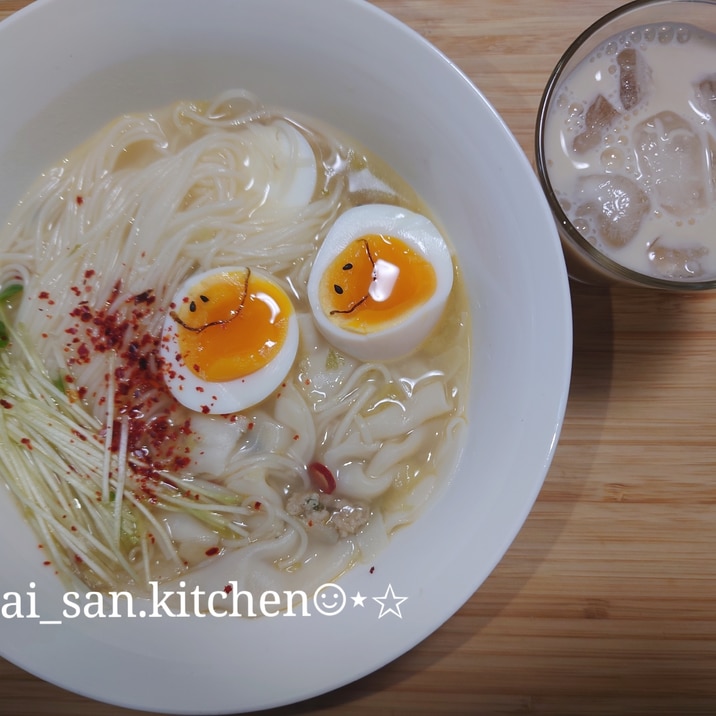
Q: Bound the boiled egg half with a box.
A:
[161,266,298,414]
[248,119,317,209]
[306,204,454,361]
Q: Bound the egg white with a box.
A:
[160,267,299,415]
[306,204,454,361]
[250,120,317,208]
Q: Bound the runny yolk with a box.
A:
[319,234,437,333]
[173,269,292,382]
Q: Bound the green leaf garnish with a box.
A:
[325,349,344,371]
[0,284,22,303]
[53,374,67,395]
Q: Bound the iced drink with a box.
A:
[543,20,716,283]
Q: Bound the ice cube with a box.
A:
[574,174,650,248]
[648,239,709,279]
[694,75,716,120]
[708,133,716,190]
[617,48,642,111]
[573,94,620,154]
[633,111,709,218]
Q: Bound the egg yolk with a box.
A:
[319,234,437,333]
[171,269,293,382]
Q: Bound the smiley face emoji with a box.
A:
[313,583,346,615]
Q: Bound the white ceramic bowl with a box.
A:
[0,0,572,713]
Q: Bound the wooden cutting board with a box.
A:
[1,0,716,714]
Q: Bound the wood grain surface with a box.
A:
[2,0,716,714]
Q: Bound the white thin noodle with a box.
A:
[0,90,469,605]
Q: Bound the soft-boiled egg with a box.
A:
[248,119,317,208]
[161,266,298,414]
[306,204,454,361]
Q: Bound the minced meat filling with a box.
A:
[286,490,369,538]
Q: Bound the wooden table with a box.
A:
[2,0,716,713]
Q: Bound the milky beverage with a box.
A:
[544,22,716,281]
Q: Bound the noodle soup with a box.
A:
[0,91,469,608]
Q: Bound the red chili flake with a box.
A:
[74,554,83,564]
[247,422,254,430]
[55,280,215,502]
[205,547,220,557]
[38,291,50,300]
[253,501,262,510]
[133,290,155,305]
[224,584,233,594]
[0,399,13,409]
[308,520,314,527]
[370,566,375,574]
[71,526,78,532]
[20,437,32,450]
[293,434,300,441]
[308,462,336,494]
[174,456,191,470]
[304,378,311,385]
[43,561,51,566]
[76,195,84,205]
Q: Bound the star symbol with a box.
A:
[351,592,367,607]
[372,584,408,619]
